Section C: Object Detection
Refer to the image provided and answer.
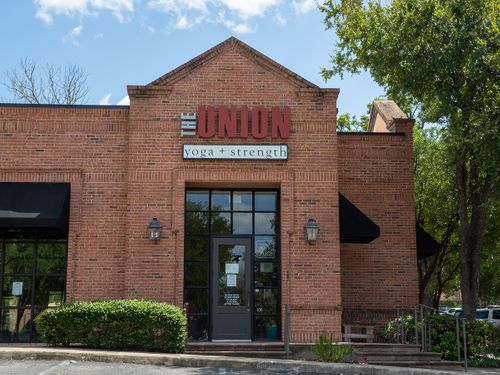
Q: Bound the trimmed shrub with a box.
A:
[35,300,186,352]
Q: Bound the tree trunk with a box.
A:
[456,156,493,320]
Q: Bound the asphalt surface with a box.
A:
[0,360,306,375]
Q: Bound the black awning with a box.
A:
[0,183,70,235]
[339,193,380,243]
[416,224,442,260]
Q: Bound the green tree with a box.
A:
[320,0,499,319]
[336,113,369,132]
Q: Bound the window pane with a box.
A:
[255,213,277,234]
[188,314,209,341]
[211,191,230,211]
[254,262,279,288]
[186,190,209,211]
[185,237,209,261]
[255,236,276,259]
[34,276,65,307]
[493,310,500,319]
[37,242,67,274]
[233,213,252,234]
[2,276,32,309]
[255,316,279,341]
[0,308,32,342]
[233,191,252,211]
[255,192,277,211]
[185,263,209,287]
[217,244,247,307]
[4,242,34,274]
[211,212,231,234]
[254,288,278,315]
[185,289,208,314]
[186,212,209,234]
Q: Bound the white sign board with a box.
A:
[183,144,288,160]
[12,281,23,296]
[225,263,239,274]
[226,274,237,287]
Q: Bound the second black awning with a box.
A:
[339,193,380,243]
[416,224,442,260]
[0,182,70,235]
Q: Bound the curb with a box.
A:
[0,347,464,375]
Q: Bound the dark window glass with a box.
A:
[185,263,209,287]
[186,191,209,211]
[0,308,32,342]
[255,236,276,259]
[4,242,34,274]
[233,213,252,234]
[186,212,209,234]
[255,192,277,211]
[254,316,279,340]
[254,288,278,315]
[492,310,500,319]
[2,276,33,309]
[185,237,209,261]
[34,276,65,307]
[211,191,230,211]
[476,310,489,319]
[37,242,66,274]
[233,191,252,211]
[211,212,231,234]
[188,314,209,341]
[185,289,208,314]
[217,244,247,307]
[254,262,278,288]
[255,213,277,234]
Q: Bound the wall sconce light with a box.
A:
[148,216,162,241]
[304,218,319,244]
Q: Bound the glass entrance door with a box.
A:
[212,237,251,341]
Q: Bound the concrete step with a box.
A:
[356,351,442,362]
[350,343,421,353]
[186,350,287,359]
[186,342,285,353]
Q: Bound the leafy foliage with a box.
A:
[320,0,500,318]
[312,332,352,362]
[383,313,497,361]
[34,300,186,352]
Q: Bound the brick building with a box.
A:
[0,37,424,343]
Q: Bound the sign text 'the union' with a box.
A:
[197,105,290,139]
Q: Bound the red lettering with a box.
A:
[197,105,215,138]
[271,106,290,139]
[252,106,267,139]
[218,105,237,138]
[240,106,249,138]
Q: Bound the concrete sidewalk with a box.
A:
[0,346,469,375]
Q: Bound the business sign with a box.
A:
[183,144,288,160]
[180,105,290,139]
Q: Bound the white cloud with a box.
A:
[217,11,254,34]
[292,0,316,14]
[148,0,208,13]
[94,32,104,38]
[63,24,83,46]
[175,15,192,29]
[219,0,280,20]
[117,95,130,105]
[34,0,134,24]
[99,93,112,105]
[273,12,286,25]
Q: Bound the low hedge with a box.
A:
[34,300,186,352]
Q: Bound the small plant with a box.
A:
[312,332,352,362]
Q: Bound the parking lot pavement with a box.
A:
[0,360,300,375]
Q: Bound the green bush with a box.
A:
[382,313,497,362]
[312,333,352,362]
[35,300,186,352]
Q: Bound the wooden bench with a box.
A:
[343,324,375,343]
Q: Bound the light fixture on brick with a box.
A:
[304,218,319,244]
[148,216,162,241]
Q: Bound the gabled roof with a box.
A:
[147,36,319,89]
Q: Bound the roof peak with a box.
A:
[147,36,319,89]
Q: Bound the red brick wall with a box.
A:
[126,44,342,342]
[337,132,418,316]
[0,105,129,301]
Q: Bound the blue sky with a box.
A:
[0,0,384,117]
